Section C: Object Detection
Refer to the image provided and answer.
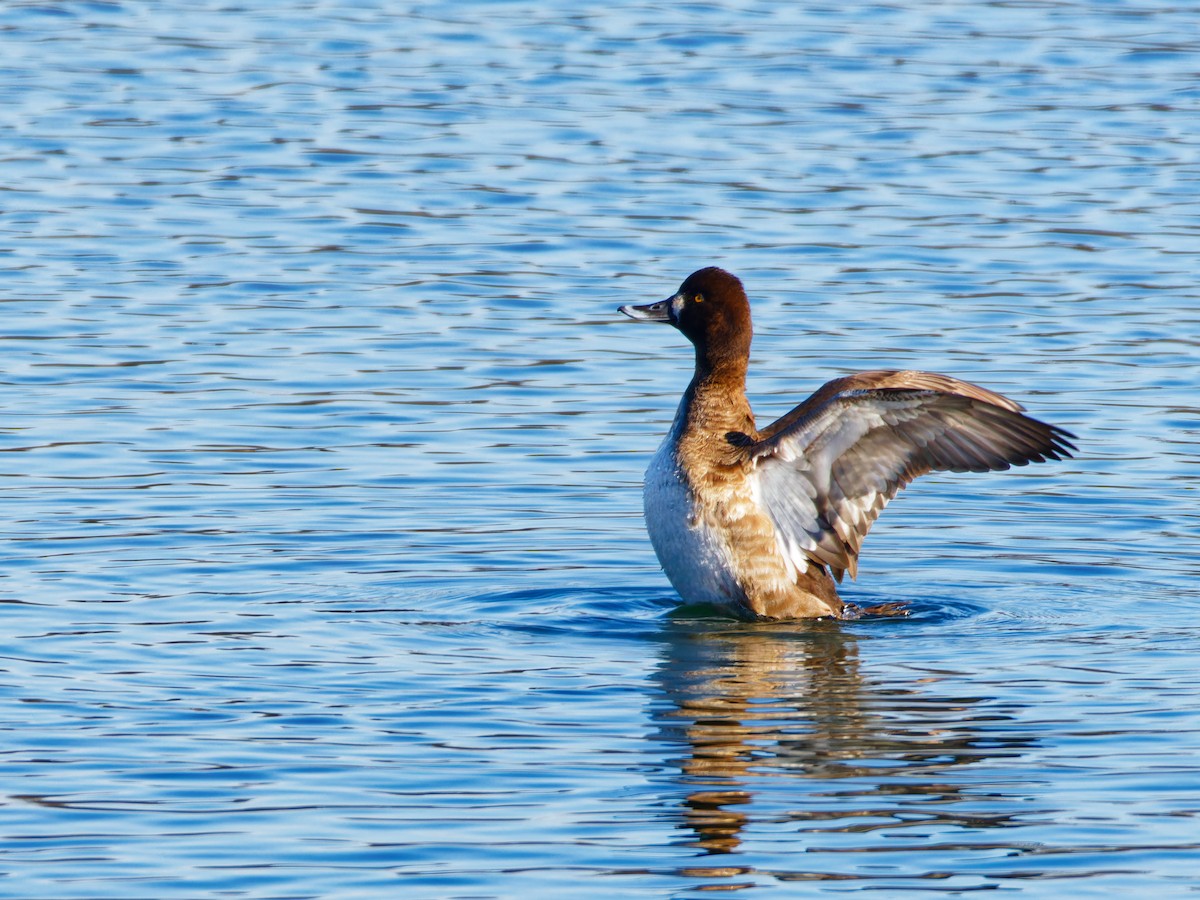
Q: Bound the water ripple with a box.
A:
[1,0,1199,896]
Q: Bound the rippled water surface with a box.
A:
[2,0,1199,896]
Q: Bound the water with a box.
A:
[1,0,1198,896]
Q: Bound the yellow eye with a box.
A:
[693,293,704,303]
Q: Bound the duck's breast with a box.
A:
[643,434,744,611]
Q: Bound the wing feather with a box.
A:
[746,370,1075,581]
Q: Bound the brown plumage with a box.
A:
[619,267,1076,620]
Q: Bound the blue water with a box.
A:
[1,0,1199,897]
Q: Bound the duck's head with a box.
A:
[619,267,752,373]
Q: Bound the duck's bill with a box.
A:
[618,298,672,323]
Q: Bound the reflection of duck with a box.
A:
[620,267,1075,620]
[650,621,1036,855]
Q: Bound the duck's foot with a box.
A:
[842,601,911,620]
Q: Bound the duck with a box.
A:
[618,266,1075,620]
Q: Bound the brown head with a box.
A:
[619,267,753,377]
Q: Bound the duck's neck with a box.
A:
[681,353,754,437]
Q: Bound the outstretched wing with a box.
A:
[745,370,1076,581]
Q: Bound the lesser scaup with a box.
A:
[619,267,1075,620]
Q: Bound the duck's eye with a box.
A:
[693,293,704,304]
